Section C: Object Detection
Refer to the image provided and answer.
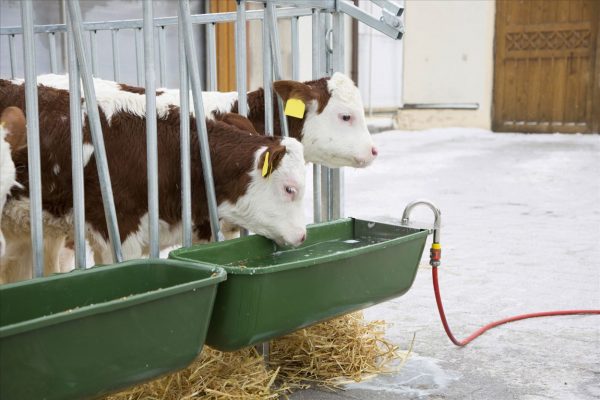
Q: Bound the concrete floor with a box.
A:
[293,129,600,400]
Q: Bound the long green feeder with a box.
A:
[170,218,428,351]
[0,259,226,400]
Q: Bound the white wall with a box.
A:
[397,0,496,129]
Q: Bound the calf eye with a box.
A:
[341,114,351,122]
[285,186,297,195]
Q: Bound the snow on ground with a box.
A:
[293,128,600,400]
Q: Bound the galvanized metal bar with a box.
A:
[206,22,217,91]
[135,28,143,85]
[158,25,167,87]
[312,8,322,223]
[0,7,321,35]
[179,0,222,242]
[235,0,248,116]
[178,20,192,248]
[89,29,98,76]
[67,0,123,263]
[262,8,273,137]
[330,9,345,220]
[8,34,17,78]
[111,29,120,81]
[67,26,86,269]
[143,0,160,258]
[291,16,300,81]
[48,32,58,73]
[265,0,289,138]
[320,12,332,220]
[338,0,403,40]
[20,0,44,278]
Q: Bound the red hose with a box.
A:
[432,267,600,347]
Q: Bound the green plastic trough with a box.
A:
[170,218,428,351]
[0,259,226,400]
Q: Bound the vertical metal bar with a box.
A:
[21,0,44,278]
[89,30,98,76]
[291,16,300,81]
[67,0,123,263]
[135,28,143,85]
[179,0,222,242]
[265,0,289,137]
[143,0,160,258]
[178,20,192,248]
[320,12,333,221]
[48,32,58,73]
[262,9,273,136]
[235,0,248,116]
[312,8,322,223]
[206,23,217,91]
[8,34,17,79]
[67,27,86,269]
[111,29,120,81]
[330,10,345,220]
[158,26,167,87]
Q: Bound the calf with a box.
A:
[0,107,26,257]
[0,80,306,282]
[36,72,378,168]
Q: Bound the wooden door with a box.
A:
[493,0,600,133]
[210,0,236,92]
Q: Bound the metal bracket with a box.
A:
[337,0,404,40]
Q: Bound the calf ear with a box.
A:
[217,113,258,134]
[258,144,287,178]
[273,80,318,104]
[0,107,27,153]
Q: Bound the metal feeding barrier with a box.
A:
[0,0,404,277]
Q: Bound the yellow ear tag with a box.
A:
[284,98,305,119]
[262,151,270,177]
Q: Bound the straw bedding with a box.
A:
[106,312,410,400]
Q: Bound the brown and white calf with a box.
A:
[0,80,307,282]
[36,72,378,168]
[0,107,26,257]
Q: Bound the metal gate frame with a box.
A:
[0,0,404,278]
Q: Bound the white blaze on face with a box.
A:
[0,126,16,257]
[218,137,307,247]
[301,72,377,168]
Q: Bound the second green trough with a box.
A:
[170,218,428,351]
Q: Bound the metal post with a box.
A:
[67,0,123,263]
[111,29,120,81]
[311,8,322,223]
[48,32,58,73]
[158,26,167,87]
[67,26,86,269]
[135,28,143,85]
[178,20,192,248]
[265,0,289,137]
[291,16,300,81]
[179,0,223,242]
[206,22,217,91]
[262,9,273,136]
[320,12,332,220]
[89,30,98,76]
[9,34,17,79]
[235,0,247,116]
[20,0,44,277]
[330,9,345,219]
[143,0,160,258]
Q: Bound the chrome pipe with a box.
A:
[401,199,442,243]
[20,0,44,277]
[179,0,223,242]
[178,18,192,248]
[143,0,160,258]
[67,0,123,262]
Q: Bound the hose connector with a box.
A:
[401,199,442,267]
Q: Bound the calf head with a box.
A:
[219,137,307,247]
[274,72,377,168]
[0,107,26,256]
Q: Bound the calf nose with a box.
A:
[300,233,306,243]
[371,146,379,157]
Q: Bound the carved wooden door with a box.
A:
[493,0,599,133]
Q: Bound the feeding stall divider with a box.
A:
[0,1,413,399]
